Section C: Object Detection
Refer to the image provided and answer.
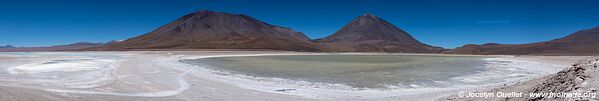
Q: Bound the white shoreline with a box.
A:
[0,52,192,97]
[0,51,586,101]
[175,53,559,100]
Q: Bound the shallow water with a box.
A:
[182,55,492,89]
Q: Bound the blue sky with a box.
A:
[1,0,598,48]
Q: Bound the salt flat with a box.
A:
[0,51,588,101]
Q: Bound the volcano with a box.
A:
[317,14,444,53]
[91,10,320,51]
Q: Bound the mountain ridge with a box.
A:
[0,45,15,48]
[452,26,599,55]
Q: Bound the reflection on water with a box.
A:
[182,55,490,89]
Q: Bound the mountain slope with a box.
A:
[453,26,599,55]
[317,14,443,53]
[90,10,320,51]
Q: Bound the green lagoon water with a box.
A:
[182,55,493,89]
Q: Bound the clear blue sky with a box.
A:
[1,0,598,48]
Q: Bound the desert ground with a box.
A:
[0,51,591,101]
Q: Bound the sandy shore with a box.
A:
[0,51,590,101]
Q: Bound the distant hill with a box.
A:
[452,26,599,55]
[0,41,109,52]
[0,45,15,48]
[104,40,122,44]
[89,10,320,51]
[316,14,444,53]
[55,42,104,47]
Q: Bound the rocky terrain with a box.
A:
[317,14,444,53]
[90,10,321,51]
[445,56,599,101]
[452,26,599,55]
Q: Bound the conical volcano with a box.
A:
[317,14,444,53]
[91,10,320,51]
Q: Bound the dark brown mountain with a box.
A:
[316,14,444,53]
[89,10,320,51]
[452,26,599,55]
